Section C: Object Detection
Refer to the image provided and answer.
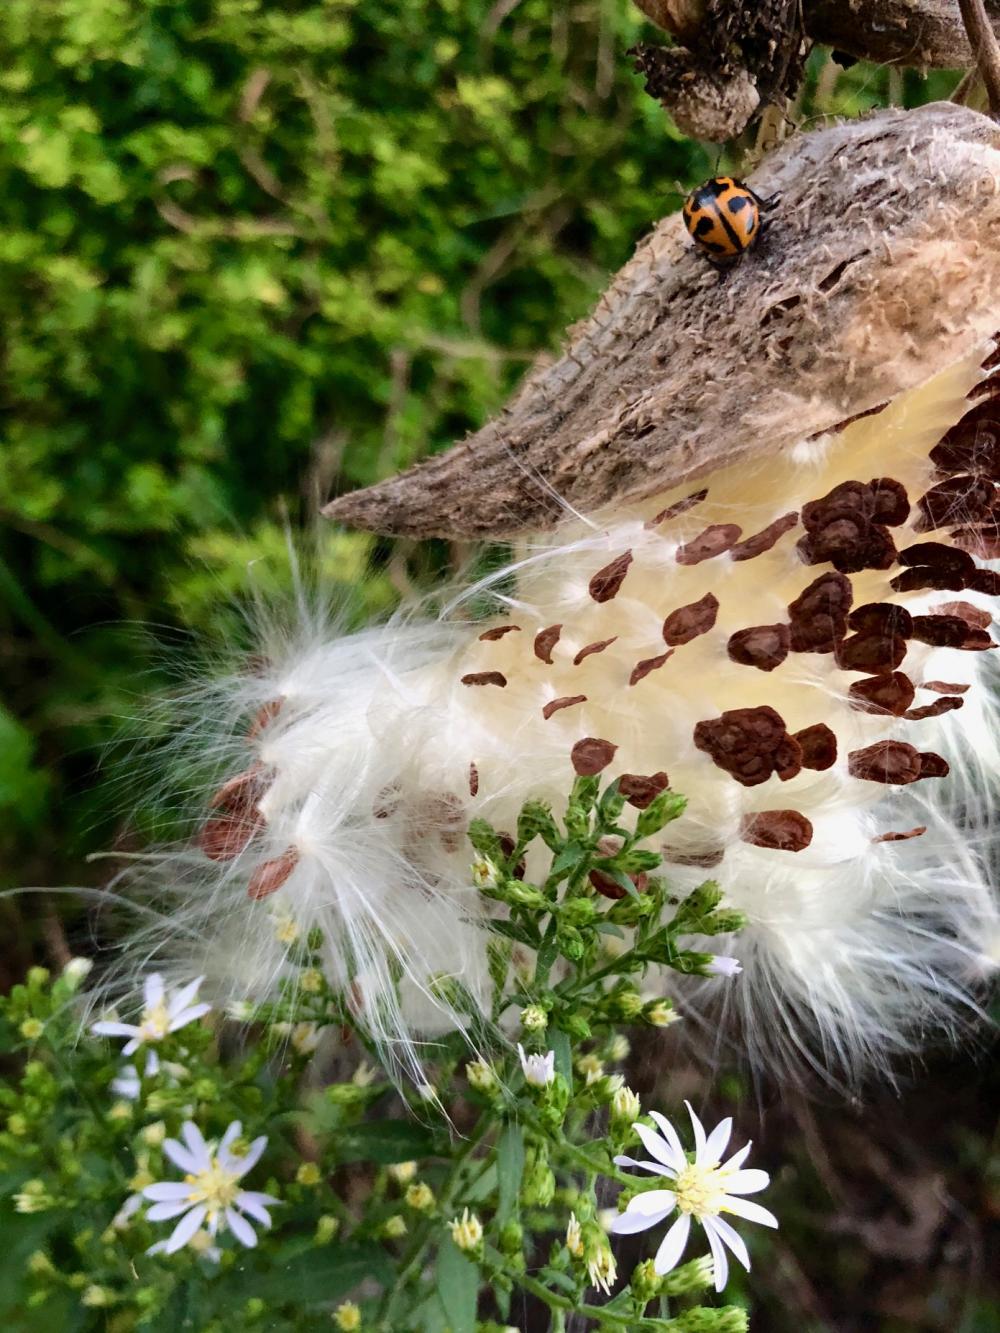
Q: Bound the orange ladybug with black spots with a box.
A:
[682,176,768,268]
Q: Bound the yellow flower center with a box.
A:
[184,1163,240,1218]
[673,1161,727,1218]
[139,1000,171,1040]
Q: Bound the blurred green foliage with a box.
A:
[0,1,963,897]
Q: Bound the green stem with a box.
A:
[377,1117,494,1328]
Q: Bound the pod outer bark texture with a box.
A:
[323,104,1000,540]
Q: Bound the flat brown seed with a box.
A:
[788,572,853,653]
[663,592,719,646]
[573,636,618,666]
[848,740,924,784]
[533,624,562,664]
[898,542,976,577]
[589,551,634,603]
[461,671,508,687]
[911,615,994,650]
[904,697,965,720]
[848,672,916,716]
[618,771,670,809]
[693,705,799,787]
[873,826,927,843]
[208,765,265,814]
[542,694,587,719]
[729,512,799,561]
[478,624,521,641]
[792,723,838,770]
[916,475,996,530]
[918,751,950,778]
[847,602,913,638]
[835,632,907,673]
[727,623,790,671]
[740,809,813,852]
[248,699,282,740]
[200,815,260,862]
[645,488,708,528]
[869,477,910,526]
[676,524,742,565]
[571,737,618,776]
[630,649,675,685]
[922,680,970,694]
[247,848,300,901]
[468,763,479,797]
[968,569,1000,595]
[890,568,967,593]
[934,601,992,629]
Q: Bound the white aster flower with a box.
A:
[140,1119,278,1253]
[611,1102,777,1292]
[566,1212,584,1257]
[92,974,210,1055]
[704,956,743,978]
[111,1049,160,1100]
[517,1043,555,1088]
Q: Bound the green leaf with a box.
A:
[335,1120,438,1164]
[595,921,626,938]
[537,1266,579,1294]
[549,840,587,877]
[551,1028,573,1080]
[437,1235,479,1333]
[496,1121,525,1224]
[210,1242,391,1310]
[591,861,639,899]
[467,818,503,860]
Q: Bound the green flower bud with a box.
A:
[661,1254,716,1296]
[672,1307,749,1333]
[520,1004,548,1033]
[315,1214,340,1244]
[382,1215,407,1240]
[499,1219,523,1256]
[465,1058,498,1093]
[81,1286,114,1308]
[630,1258,661,1302]
[521,1150,556,1207]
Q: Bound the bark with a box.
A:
[323,104,1000,540]
[807,0,1000,69]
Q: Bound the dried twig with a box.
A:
[958,0,1000,118]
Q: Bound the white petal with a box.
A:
[163,1138,204,1176]
[92,1022,139,1040]
[146,1240,168,1255]
[634,1122,680,1170]
[610,1192,676,1236]
[237,1189,280,1207]
[165,1204,207,1253]
[227,1135,266,1178]
[226,1207,257,1247]
[612,1154,675,1178]
[143,1183,193,1202]
[711,1214,751,1271]
[167,977,205,1018]
[721,1142,752,1173]
[722,1196,779,1229]
[703,1217,729,1292]
[703,1117,733,1166]
[144,1050,161,1076]
[234,1193,272,1227]
[723,1168,770,1196]
[122,1037,141,1055]
[217,1121,243,1156]
[646,1112,686,1171]
[625,1189,678,1217]
[181,1122,210,1170]
[146,1199,195,1222]
[653,1212,690,1275]
[144,974,165,1010]
[685,1101,708,1161]
[168,1003,211,1032]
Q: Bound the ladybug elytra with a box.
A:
[682,176,766,268]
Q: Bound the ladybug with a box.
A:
[682,176,767,268]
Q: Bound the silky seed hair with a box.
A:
[112,341,1000,1084]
